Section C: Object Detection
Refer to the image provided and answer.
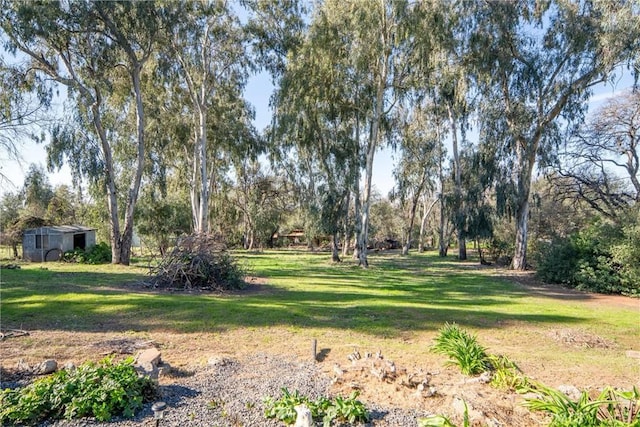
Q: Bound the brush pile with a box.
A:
[148,233,245,291]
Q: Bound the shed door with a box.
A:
[73,233,86,250]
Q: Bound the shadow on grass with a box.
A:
[0,252,589,337]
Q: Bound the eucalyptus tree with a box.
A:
[0,57,51,186]
[295,0,418,267]
[1,1,160,265]
[471,0,640,270]
[554,90,640,219]
[161,1,251,234]
[272,0,365,262]
[392,103,438,255]
[410,0,473,260]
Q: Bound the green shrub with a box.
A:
[535,216,640,296]
[0,357,156,424]
[431,323,489,376]
[63,242,112,264]
[264,388,369,426]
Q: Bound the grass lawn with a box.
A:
[1,250,638,390]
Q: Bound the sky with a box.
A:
[0,69,400,198]
[0,67,635,199]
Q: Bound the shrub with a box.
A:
[431,323,489,376]
[534,216,640,296]
[0,357,156,424]
[264,388,369,426]
[63,242,112,264]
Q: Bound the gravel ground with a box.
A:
[41,353,426,427]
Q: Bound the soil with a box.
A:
[1,265,638,426]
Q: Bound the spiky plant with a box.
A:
[431,323,489,375]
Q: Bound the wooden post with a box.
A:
[312,339,317,362]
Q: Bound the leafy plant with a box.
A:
[487,354,530,391]
[431,323,489,375]
[264,388,369,426]
[63,242,112,264]
[523,382,640,427]
[419,400,470,427]
[0,357,156,424]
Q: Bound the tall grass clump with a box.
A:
[523,383,640,427]
[431,323,489,375]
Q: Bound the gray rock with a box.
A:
[38,359,58,375]
[557,384,582,401]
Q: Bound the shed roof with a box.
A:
[24,225,96,234]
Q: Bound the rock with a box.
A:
[294,404,313,427]
[63,362,76,371]
[625,350,640,359]
[37,359,58,375]
[136,361,160,380]
[478,371,492,384]
[16,359,30,372]
[135,348,162,381]
[136,347,161,366]
[452,397,483,423]
[207,356,230,367]
[557,385,582,401]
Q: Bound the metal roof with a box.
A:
[24,225,96,234]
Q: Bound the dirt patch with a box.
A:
[549,329,616,349]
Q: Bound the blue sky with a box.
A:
[0,67,635,199]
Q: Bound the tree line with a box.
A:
[1,0,638,272]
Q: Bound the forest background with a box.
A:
[1,0,638,293]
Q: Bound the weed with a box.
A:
[431,323,489,375]
[487,354,530,391]
[0,357,156,424]
[264,388,369,426]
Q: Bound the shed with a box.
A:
[22,225,97,262]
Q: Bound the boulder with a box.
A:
[37,359,58,375]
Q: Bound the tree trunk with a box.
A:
[402,192,421,256]
[457,229,467,261]
[332,232,341,262]
[438,195,448,257]
[512,137,536,270]
[342,190,351,257]
[447,103,466,261]
[197,107,209,233]
[92,100,122,265]
[117,65,146,266]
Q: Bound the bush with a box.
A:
[0,357,156,424]
[63,242,112,264]
[534,216,640,296]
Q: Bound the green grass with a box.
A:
[1,251,636,338]
[3,250,638,388]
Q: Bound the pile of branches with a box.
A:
[148,234,245,291]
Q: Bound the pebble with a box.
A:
[39,353,425,426]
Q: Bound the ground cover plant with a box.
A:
[0,357,156,424]
[1,250,638,425]
[264,388,369,426]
